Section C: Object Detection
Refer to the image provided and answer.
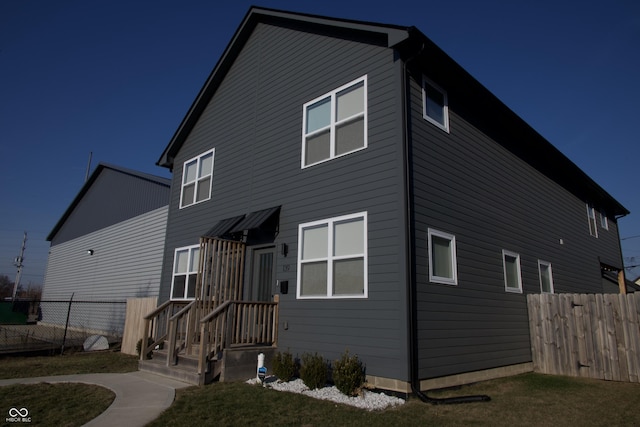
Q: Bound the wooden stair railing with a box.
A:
[231,299,279,346]
[144,238,279,382]
[198,299,279,376]
[141,300,189,361]
[198,300,232,375]
[166,300,196,366]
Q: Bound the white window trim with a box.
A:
[296,211,368,299]
[600,212,609,230]
[427,228,458,285]
[170,244,200,300]
[502,250,523,294]
[538,260,554,294]
[301,75,368,168]
[586,203,598,238]
[179,148,215,209]
[422,76,450,133]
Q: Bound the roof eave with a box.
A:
[46,163,171,241]
[401,28,629,218]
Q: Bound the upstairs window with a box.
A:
[180,149,214,208]
[502,250,523,293]
[302,76,367,168]
[171,245,200,300]
[600,212,609,230]
[297,212,367,299]
[422,76,449,132]
[428,228,458,285]
[586,204,598,237]
[538,260,554,294]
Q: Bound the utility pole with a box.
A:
[12,232,27,302]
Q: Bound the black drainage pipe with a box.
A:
[401,36,491,406]
[412,384,491,405]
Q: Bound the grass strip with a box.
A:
[0,351,138,379]
[148,373,640,427]
[0,383,114,426]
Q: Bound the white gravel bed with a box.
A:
[246,377,405,411]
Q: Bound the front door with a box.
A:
[250,247,276,301]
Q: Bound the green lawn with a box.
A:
[0,383,114,427]
[0,352,639,426]
[148,373,640,427]
[0,350,139,379]
[0,351,137,427]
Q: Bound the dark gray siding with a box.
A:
[160,23,410,381]
[409,72,624,380]
[51,168,170,246]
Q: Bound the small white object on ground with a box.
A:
[246,376,405,411]
[83,335,109,351]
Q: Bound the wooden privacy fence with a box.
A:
[527,293,640,383]
[121,297,158,355]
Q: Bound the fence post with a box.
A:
[61,293,74,355]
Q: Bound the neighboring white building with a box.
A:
[41,163,170,334]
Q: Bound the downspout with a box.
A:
[401,41,489,404]
[614,212,630,294]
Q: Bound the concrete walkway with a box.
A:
[0,371,191,426]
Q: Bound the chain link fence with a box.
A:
[0,299,127,354]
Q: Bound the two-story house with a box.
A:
[139,7,628,393]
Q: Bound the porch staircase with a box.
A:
[138,237,279,385]
[139,343,213,385]
[139,343,276,385]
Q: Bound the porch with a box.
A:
[139,236,279,385]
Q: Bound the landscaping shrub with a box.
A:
[272,350,297,382]
[136,337,154,359]
[299,352,327,390]
[332,350,365,396]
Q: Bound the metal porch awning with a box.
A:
[229,206,280,234]
[202,206,281,239]
[203,215,245,238]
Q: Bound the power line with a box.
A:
[0,229,49,235]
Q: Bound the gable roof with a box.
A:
[156,6,410,171]
[157,6,629,218]
[47,163,171,242]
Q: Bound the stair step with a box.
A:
[139,343,274,385]
[139,359,219,385]
[138,358,205,385]
[151,348,207,367]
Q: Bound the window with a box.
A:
[171,245,200,300]
[538,260,554,294]
[422,76,449,132]
[297,212,367,298]
[600,212,609,230]
[586,204,598,237]
[180,149,214,208]
[302,76,367,167]
[502,250,522,293]
[428,228,458,285]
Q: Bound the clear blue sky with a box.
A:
[1,0,639,287]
